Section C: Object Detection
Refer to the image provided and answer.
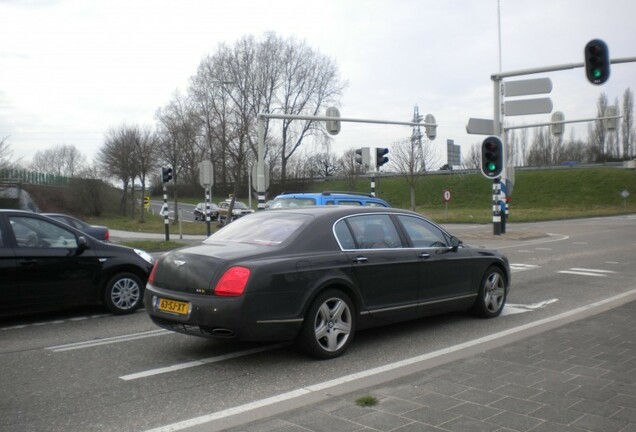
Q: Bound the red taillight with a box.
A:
[214,266,250,297]
[148,262,158,285]
[104,230,110,241]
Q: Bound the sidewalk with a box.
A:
[218,300,636,432]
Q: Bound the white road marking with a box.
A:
[140,289,636,432]
[510,263,540,272]
[46,329,170,352]
[120,343,289,381]
[558,268,616,277]
[503,299,559,315]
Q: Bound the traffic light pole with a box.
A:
[163,184,170,241]
[492,178,502,236]
[205,186,211,237]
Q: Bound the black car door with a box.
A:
[336,214,421,321]
[7,215,100,311]
[0,216,19,315]
[395,215,475,308]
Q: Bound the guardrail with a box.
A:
[0,169,69,186]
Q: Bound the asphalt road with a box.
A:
[1,215,635,432]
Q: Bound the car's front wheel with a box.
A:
[297,289,356,359]
[103,272,144,315]
[471,266,507,318]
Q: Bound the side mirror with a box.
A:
[76,236,90,255]
[449,236,462,251]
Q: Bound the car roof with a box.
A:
[262,205,416,219]
[276,192,378,199]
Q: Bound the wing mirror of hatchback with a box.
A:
[76,236,90,255]
[449,236,463,251]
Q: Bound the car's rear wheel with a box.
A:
[471,266,507,318]
[103,272,144,315]
[297,289,356,359]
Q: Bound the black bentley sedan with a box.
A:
[145,206,510,359]
[0,209,154,316]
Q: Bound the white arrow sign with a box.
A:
[466,118,495,135]
[504,77,552,97]
[505,98,553,116]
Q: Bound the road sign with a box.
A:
[251,163,270,191]
[504,98,553,116]
[442,189,451,202]
[159,204,169,217]
[551,111,565,136]
[325,107,341,135]
[504,78,552,97]
[143,196,150,209]
[466,118,495,135]
[198,160,213,188]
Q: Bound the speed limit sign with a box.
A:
[442,189,451,202]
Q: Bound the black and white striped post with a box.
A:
[492,178,502,236]
[205,187,211,237]
[370,176,376,197]
[163,184,170,241]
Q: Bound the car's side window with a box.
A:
[334,220,356,249]
[9,217,78,249]
[335,200,362,206]
[345,214,402,249]
[397,215,447,248]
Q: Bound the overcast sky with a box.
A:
[1,0,635,166]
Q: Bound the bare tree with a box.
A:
[466,143,481,169]
[275,36,345,186]
[338,149,365,190]
[0,137,13,170]
[186,32,346,196]
[156,90,203,223]
[391,137,440,210]
[132,126,159,222]
[307,152,339,178]
[622,88,634,159]
[98,126,138,216]
[31,144,86,177]
[587,93,609,162]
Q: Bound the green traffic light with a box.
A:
[593,68,602,79]
[487,162,497,172]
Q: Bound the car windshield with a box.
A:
[206,213,312,245]
[269,198,317,208]
[233,201,248,209]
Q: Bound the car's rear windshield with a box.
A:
[206,213,312,245]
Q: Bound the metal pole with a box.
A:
[493,179,502,236]
[163,184,169,241]
[493,78,506,234]
[205,186,211,237]
[371,174,376,197]
[256,115,266,210]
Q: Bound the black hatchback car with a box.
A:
[146,206,510,359]
[0,210,155,317]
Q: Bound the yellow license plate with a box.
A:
[158,298,190,315]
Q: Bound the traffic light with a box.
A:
[355,149,363,165]
[162,167,173,183]
[376,148,389,168]
[354,147,370,166]
[480,136,504,179]
[584,39,610,85]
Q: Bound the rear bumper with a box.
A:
[144,284,302,342]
